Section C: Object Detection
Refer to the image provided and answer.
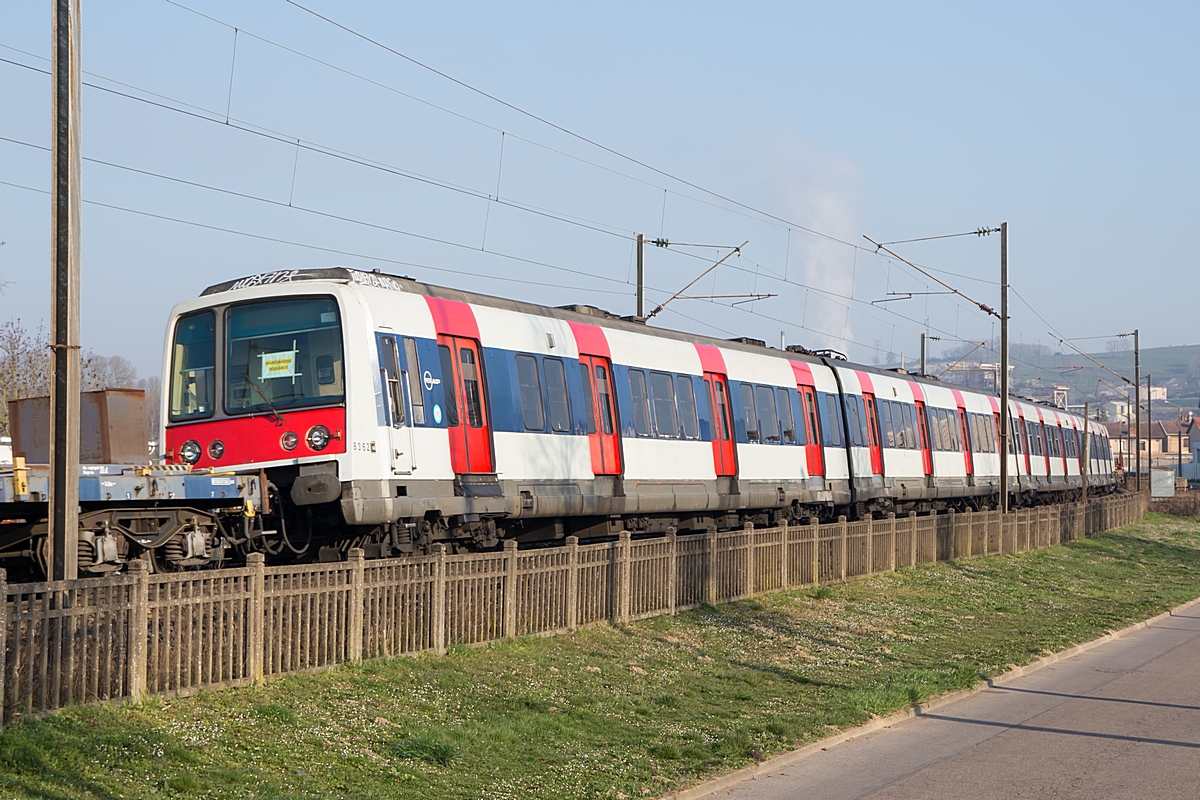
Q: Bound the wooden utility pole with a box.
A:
[635,233,645,319]
[48,0,82,581]
[998,222,1010,514]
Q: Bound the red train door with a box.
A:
[703,372,736,476]
[957,409,973,475]
[914,400,933,475]
[437,335,493,474]
[798,385,824,476]
[579,354,622,475]
[863,393,883,476]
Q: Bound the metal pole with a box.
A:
[635,233,645,319]
[1147,373,1152,477]
[998,221,1009,514]
[48,0,82,581]
[919,332,926,376]
[1081,401,1089,500]
[1134,329,1140,490]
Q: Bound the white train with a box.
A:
[161,267,1117,558]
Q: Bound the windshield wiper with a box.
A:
[244,371,284,424]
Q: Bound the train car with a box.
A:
[160,267,1117,558]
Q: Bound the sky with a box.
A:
[1,0,1197,385]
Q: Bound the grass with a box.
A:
[1,512,1199,799]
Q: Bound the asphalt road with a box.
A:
[708,604,1200,800]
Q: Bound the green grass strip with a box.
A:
[1,512,1198,799]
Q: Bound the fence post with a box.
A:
[0,568,6,731]
[909,512,918,566]
[666,531,677,615]
[616,532,632,623]
[705,527,718,602]
[566,536,579,631]
[888,513,897,572]
[839,516,848,582]
[865,517,874,574]
[126,559,149,704]
[503,540,519,638]
[779,520,789,589]
[347,548,365,663]
[432,544,446,654]
[246,552,265,685]
[809,518,820,586]
[743,522,755,598]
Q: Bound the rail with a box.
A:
[0,492,1149,726]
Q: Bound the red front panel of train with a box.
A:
[164,406,347,469]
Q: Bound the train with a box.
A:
[148,265,1117,562]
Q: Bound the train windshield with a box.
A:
[225,296,345,415]
[169,310,216,421]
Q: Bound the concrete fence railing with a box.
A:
[0,491,1149,726]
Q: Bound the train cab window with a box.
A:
[678,377,700,439]
[544,358,571,433]
[629,369,652,437]
[515,355,545,431]
[437,346,460,427]
[755,385,780,443]
[169,310,215,421]
[594,364,615,434]
[225,297,344,415]
[649,371,680,437]
[776,388,797,444]
[403,338,425,425]
[740,383,759,442]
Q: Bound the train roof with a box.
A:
[201,267,1080,419]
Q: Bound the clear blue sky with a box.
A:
[1,0,1196,383]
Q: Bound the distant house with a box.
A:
[1106,420,1192,470]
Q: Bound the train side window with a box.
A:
[437,345,460,427]
[629,369,652,437]
[822,394,844,447]
[776,388,797,444]
[678,377,700,439]
[902,402,916,448]
[595,364,615,435]
[846,397,863,447]
[580,365,597,434]
[382,337,405,427]
[515,354,545,431]
[756,385,780,443]
[544,358,571,433]
[714,379,732,441]
[649,371,680,438]
[460,348,484,428]
[403,338,425,425]
[740,383,760,442]
[878,399,893,447]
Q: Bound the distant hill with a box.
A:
[1011,344,1200,406]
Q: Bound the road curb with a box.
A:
[663,593,1200,800]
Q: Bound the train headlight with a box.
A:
[208,440,225,459]
[306,425,331,451]
[180,440,202,464]
[281,431,300,451]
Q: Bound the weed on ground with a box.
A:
[1,513,1198,799]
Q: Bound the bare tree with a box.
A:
[81,353,139,391]
[0,319,50,436]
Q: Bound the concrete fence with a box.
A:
[0,492,1148,726]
